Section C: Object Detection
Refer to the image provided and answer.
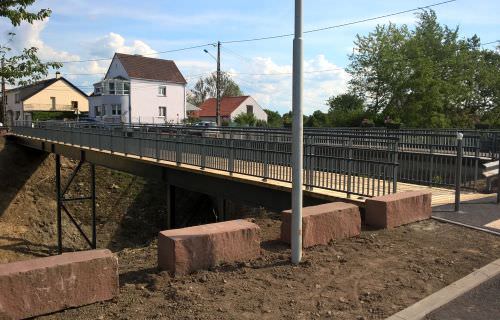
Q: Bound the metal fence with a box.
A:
[12,121,399,198]
[306,127,499,160]
[12,121,492,195]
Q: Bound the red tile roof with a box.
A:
[114,53,186,84]
[196,96,250,117]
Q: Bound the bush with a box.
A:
[360,118,375,127]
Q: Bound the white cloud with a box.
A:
[88,32,158,58]
[2,16,348,114]
[1,19,164,93]
[220,54,350,115]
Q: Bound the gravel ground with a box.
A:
[40,218,500,320]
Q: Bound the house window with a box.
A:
[101,104,107,116]
[94,106,100,116]
[109,82,115,95]
[158,86,166,96]
[124,82,130,94]
[14,93,20,103]
[112,104,122,115]
[246,105,253,115]
[15,111,21,120]
[50,97,56,110]
[158,106,167,117]
[71,101,78,109]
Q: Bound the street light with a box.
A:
[291,0,303,264]
[203,49,216,61]
[203,43,221,126]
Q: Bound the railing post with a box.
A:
[347,138,353,198]
[263,133,269,181]
[455,133,464,212]
[228,131,235,174]
[305,135,314,191]
[138,126,143,158]
[392,140,399,194]
[110,127,114,153]
[200,136,206,169]
[123,125,127,156]
[473,134,480,191]
[175,129,181,165]
[155,128,160,161]
[428,135,435,187]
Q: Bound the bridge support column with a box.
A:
[166,183,175,229]
[54,152,97,254]
[217,196,226,221]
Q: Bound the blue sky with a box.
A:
[1,0,499,114]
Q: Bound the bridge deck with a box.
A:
[12,134,493,208]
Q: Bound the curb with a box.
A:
[386,258,500,320]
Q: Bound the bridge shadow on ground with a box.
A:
[0,137,47,218]
[105,180,220,252]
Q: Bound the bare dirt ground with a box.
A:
[1,137,499,319]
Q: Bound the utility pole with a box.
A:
[216,41,221,126]
[291,0,303,264]
[1,57,5,125]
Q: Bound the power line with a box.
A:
[44,1,456,65]
[47,43,216,64]
[221,0,457,44]
[481,40,499,46]
[229,68,345,76]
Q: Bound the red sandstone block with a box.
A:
[281,202,361,248]
[0,249,118,319]
[365,190,432,229]
[158,220,261,275]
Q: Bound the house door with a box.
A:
[50,97,56,110]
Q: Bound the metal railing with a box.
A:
[12,121,400,198]
[306,127,499,159]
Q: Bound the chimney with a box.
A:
[55,71,61,79]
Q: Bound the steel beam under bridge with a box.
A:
[10,135,335,212]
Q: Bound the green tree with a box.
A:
[0,0,51,26]
[326,93,366,127]
[347,9,500,128]
[233,112,257,126]
[264,109,282,127]
[187,72,243,106]
[1,1,61,122]
[305,110,329,127]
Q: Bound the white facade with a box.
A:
[89,55,186,124]
[129,79,185,124]
[229,96,267,122]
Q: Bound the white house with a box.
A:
[195,96,267,123]
[89,53,187,124]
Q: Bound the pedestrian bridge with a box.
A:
[9,122,493,211]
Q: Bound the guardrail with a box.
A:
[11,121,490,194]
[11,121,399,198]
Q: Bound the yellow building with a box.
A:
[4,72,88,125]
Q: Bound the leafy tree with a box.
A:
[264,109,282,127]
[1,1,61,122]
[347,9,500,128]
[188,72,243,106]
[305,110,329,127]
[324,93,367,127]
[0,0,51,26]
[233,112,257,126]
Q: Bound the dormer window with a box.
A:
[158,86,166,96]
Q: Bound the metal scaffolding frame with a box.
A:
[54,150,97,254]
